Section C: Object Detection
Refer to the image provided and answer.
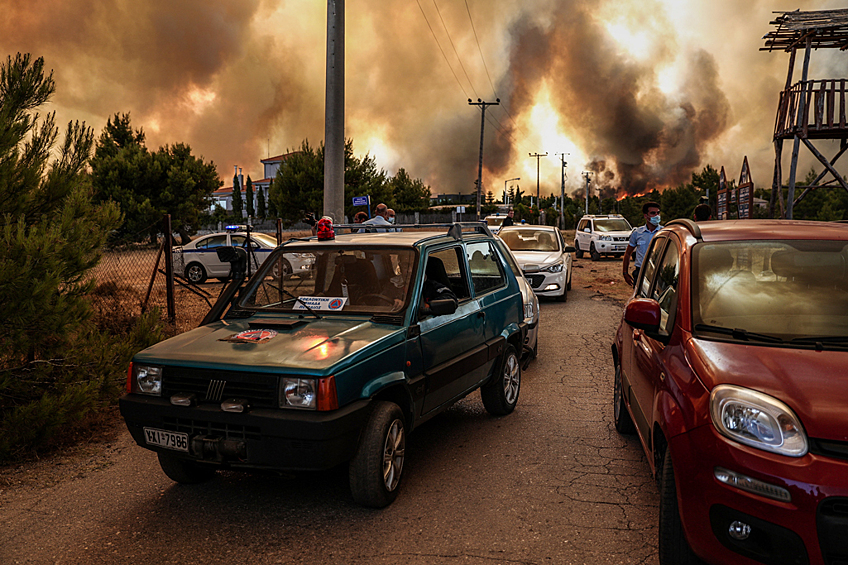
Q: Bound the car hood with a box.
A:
[512,251,562,270]
[134,316,405,375]
[686,337,848,441]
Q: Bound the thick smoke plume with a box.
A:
[0,0,834,199]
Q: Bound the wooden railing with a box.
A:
[774,79,848,139]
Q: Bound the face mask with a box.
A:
[388,217,395,224]
[649,215,661,226]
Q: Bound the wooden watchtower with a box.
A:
[763,9,848,218]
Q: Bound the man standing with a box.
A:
[502,209,515,227]
[622,202,662,286]
[362,203,392,232]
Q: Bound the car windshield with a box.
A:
[486,217,505,227]
[500,229,559,252]
[240,246,416,315]
[594,219,632,232]
[251,233,278,247]
[692,240,848,342]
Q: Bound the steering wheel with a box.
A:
[358,293,394,307]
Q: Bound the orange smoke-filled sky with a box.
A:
[3,0,847,199]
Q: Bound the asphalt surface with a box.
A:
[0,272,659,565]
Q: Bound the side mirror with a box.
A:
[429,298,458,316]
[624,298,669,344]
[563,245,576,253]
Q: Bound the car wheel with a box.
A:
[659,450,704,565]
[566,270,572,291]
[157,452,216,484]
[272,258,293,279]
[349,401,406,508]
[574,241,584,259]
[556,286,567,302]
[613,363,636,434]
[481,345,520,415]
[590,244,601,261]
[185,262,207,284]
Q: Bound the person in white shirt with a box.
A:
[362,203,393,232]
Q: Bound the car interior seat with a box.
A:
[537,232,554,251]
[425,256,451,289]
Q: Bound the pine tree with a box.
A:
[231,173,243,218]
[0,53,137,460]
[257,186,267,220]
[245,175,254,218]
[267,180,277,218]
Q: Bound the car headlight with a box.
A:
[599,235,612,241]
[280,377,317,409]
[710,385,808,457]
[131,364,163,396]
[541,261,563,273]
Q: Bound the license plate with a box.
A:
[144,427,189,452]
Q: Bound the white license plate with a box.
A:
[144,427,189,452]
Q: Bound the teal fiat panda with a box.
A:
[120,223,526,507]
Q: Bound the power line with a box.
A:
[416,0,470,99]
[464,0,497,99]
[433,0,478,99]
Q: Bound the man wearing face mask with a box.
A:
[622,202,662,287]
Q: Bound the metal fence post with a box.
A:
[276,218,282,245]
[164,214,175,323]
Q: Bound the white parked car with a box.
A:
[173,229,313,284]
[493,237,539,362]
[499,225,574,302]
[484,214,507,234]
[573,214,633,261]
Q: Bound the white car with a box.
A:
[499,225,574,302]
[484,214,507,234]
[493,238,539,362]
[174,230,313,284]
[573,214,633,261]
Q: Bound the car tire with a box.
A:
[590,244,601,262]
[659,449,704,565]
[574,241,584,259]
[566,270,572,291]
[349,401,406,508]
[272,259,293,279]
[613,363,636,434]
[157,452,216,484]
[481,345,520,416]
[556,286,567,302]
[185,262,207,284]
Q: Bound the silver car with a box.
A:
[493,238,539,362]
[499,225,574,302]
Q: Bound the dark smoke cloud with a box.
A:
[0,0,829,199]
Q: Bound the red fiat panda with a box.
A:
[613,219,848,565]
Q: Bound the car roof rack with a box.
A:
[332,222,494,240]
[665,219,702,240]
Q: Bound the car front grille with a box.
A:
[817,497,848,565]
[162,366,278,408]
[524,274,545,288]
[161,416,262,441]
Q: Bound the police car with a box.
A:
[173,226,313,284]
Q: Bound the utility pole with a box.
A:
[504,177,520,206]
[324,0,345,223]
[555,153,569,229]
[529,152,547,209]
[582,171,593,215]
[469,98,499,221]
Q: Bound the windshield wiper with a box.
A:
[694,324,784,344]
[788,336,848,350]
[278,287,321,319]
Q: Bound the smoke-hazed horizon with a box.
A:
[2,0,845,201]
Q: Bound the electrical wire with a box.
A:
[433,0,478,100]
[416,0,471,99]
[464,0,497,99]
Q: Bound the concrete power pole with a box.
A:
[469,98,499,221]
[582,171,593,215]
[529,152,547,209]
[556,153,569,229]
[324,0,345,223]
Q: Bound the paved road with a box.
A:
[0,282,658,565]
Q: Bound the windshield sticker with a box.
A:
[220,329,278,343]
[293,296,348,311]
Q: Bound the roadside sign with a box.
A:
[352,196,369,206]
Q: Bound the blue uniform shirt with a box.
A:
[628,224,662,268]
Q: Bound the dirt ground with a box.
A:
[561,229,634,305]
